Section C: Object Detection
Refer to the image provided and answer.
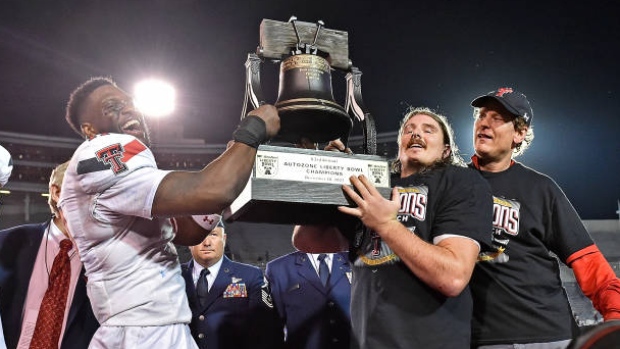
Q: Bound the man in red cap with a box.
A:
[468,87,620,348]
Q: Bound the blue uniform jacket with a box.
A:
[181,256,281,349]
[0,221,99,349]
[265,251,352,349]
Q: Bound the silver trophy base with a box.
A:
[223,145,391,225]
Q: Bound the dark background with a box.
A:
[1,0,618,219]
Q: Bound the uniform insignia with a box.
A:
[231,276,243,283]
[261,277,274,308]
[223,283,247,298]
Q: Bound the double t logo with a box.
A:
[96,143,127,174]
[495,87,513,97]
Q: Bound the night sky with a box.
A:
[1,0,618,219]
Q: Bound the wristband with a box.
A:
[232,115,267,148]
[191,214,221,231]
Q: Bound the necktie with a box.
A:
[196,268,210,307]
[318,254,330,287]
[29,239,73,349]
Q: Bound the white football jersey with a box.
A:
[59,133,191,326]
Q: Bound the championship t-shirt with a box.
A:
[347,165,493,349]
[470,162,594,345]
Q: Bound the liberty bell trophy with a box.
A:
[223,17,391,224]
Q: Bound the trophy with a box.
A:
[223,17,391,225]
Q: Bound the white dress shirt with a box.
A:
[307,253,333,276]
[192,258,223,292]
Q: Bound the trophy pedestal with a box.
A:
[223,145,391,225]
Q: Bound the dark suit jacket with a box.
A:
[181,256,282,349]
[0,221,99,349]
[265,251,352,349]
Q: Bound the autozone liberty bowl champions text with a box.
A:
[255,150,389,188]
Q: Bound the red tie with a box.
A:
[29,239,73,349]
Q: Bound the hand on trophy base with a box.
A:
[223,145,390,225]
[324,139,353,154]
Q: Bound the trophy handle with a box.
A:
[345,66,377,155]
[241,52,265,120]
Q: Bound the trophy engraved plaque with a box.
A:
[224,17,390,224]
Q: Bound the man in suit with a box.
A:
[181,219,281,349]
[0,161,99,349]
[266,251,352,349]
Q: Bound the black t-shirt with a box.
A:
[345,165,493,349]
[470,162,594,346]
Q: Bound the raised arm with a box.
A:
[154,104,280,244]
[152,104,279,216]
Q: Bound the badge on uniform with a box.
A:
[224,278,248,298]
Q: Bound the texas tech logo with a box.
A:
[495,87,513,97]
[96,143,128,174]
[397,185,428,223]
[355,227,400,267]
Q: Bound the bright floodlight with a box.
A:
[134,79,176,118]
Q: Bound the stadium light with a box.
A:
[133,79,176,118]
